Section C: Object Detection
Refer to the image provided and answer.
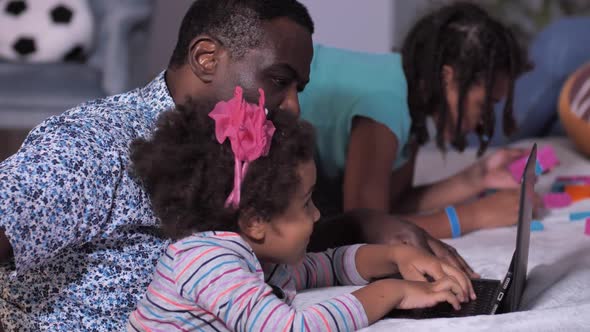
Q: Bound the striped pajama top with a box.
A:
[127,231,369,331]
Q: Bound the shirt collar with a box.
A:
[139,70,176,119]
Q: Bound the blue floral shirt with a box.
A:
[0,72,174,331]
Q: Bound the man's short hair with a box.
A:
[168,0,314,68]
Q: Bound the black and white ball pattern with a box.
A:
[0,0,94,63]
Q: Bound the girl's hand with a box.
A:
[351,277,466,323]
[468,148,527,190]
[397,278,465,310]
[390,244,476,301]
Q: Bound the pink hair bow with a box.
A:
[209,86,276,208]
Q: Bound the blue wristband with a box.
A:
[445,206,461,238]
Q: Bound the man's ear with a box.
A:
[187,36,224,83]
[238,215,267,242]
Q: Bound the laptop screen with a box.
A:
[505,144,537,312]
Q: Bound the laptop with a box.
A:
[389,143,538,318]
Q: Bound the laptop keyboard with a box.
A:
[388,279,501,319]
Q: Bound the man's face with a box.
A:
[216,17,313,116]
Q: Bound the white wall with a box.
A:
[144,0,193,83]
[298,0,394,53]
[144,0,429,82]
[287,1,436,53]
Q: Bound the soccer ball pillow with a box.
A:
[559,61,590,157]
[0,0,94,63]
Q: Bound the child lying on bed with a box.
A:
[299,3,532,239]
[126,88,475,331]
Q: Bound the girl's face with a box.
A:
[442,66,510,141]
[248,159,321,265]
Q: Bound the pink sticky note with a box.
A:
[509,157,529,182]
[509,145,560,181]
[543,192,573,208]
[554,176,590,186]
[585,218,590,236]
[537,146,559,171]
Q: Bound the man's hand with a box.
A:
[308,209,479,278]
[362,211,480,279]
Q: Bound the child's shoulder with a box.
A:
[165,231,257,263]
[160,232,262,279]
[310,44,406,92]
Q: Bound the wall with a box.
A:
[297,0,394,53]
[143,0,431,82]
[144,0,193,83]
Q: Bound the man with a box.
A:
[0,1,473,330]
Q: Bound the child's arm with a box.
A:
[174,245,466,330]
[345,117,526,238]
[343,117,484,213]
[345,118,521,212]
[174,244,367,330]
[294,243,474,301]
[290,245,369,289]
[400,189,522,238]
[354,244,474,300]
[391,149,527,214]
[343,117,398,212]
[352,277,463,323]
[350,245,474,322]
[389,154,484,213]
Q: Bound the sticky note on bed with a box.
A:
[537,145,559,171]
[509,145,559,182]
[543,192,573,208]
[509,158,542,182]
[531,220,544,232]
[565,185,590,202]
[555,176,590,185]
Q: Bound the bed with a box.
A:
[294,137,590,331]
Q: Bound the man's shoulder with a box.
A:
[27,89,160,150]
[63,73,174,139]
[63,89,152,129]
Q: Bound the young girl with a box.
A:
[126,88,474,331]
[299,3,532,239]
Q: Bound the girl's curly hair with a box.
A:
[130,100,315,240]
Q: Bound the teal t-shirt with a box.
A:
[299,44,412,180]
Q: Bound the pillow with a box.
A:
[0,0,94,63]
[559,61,590,157]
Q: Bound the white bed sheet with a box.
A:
[294,138,590,331]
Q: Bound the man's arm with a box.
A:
[0,119,123,271]
[0,229,12,262]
